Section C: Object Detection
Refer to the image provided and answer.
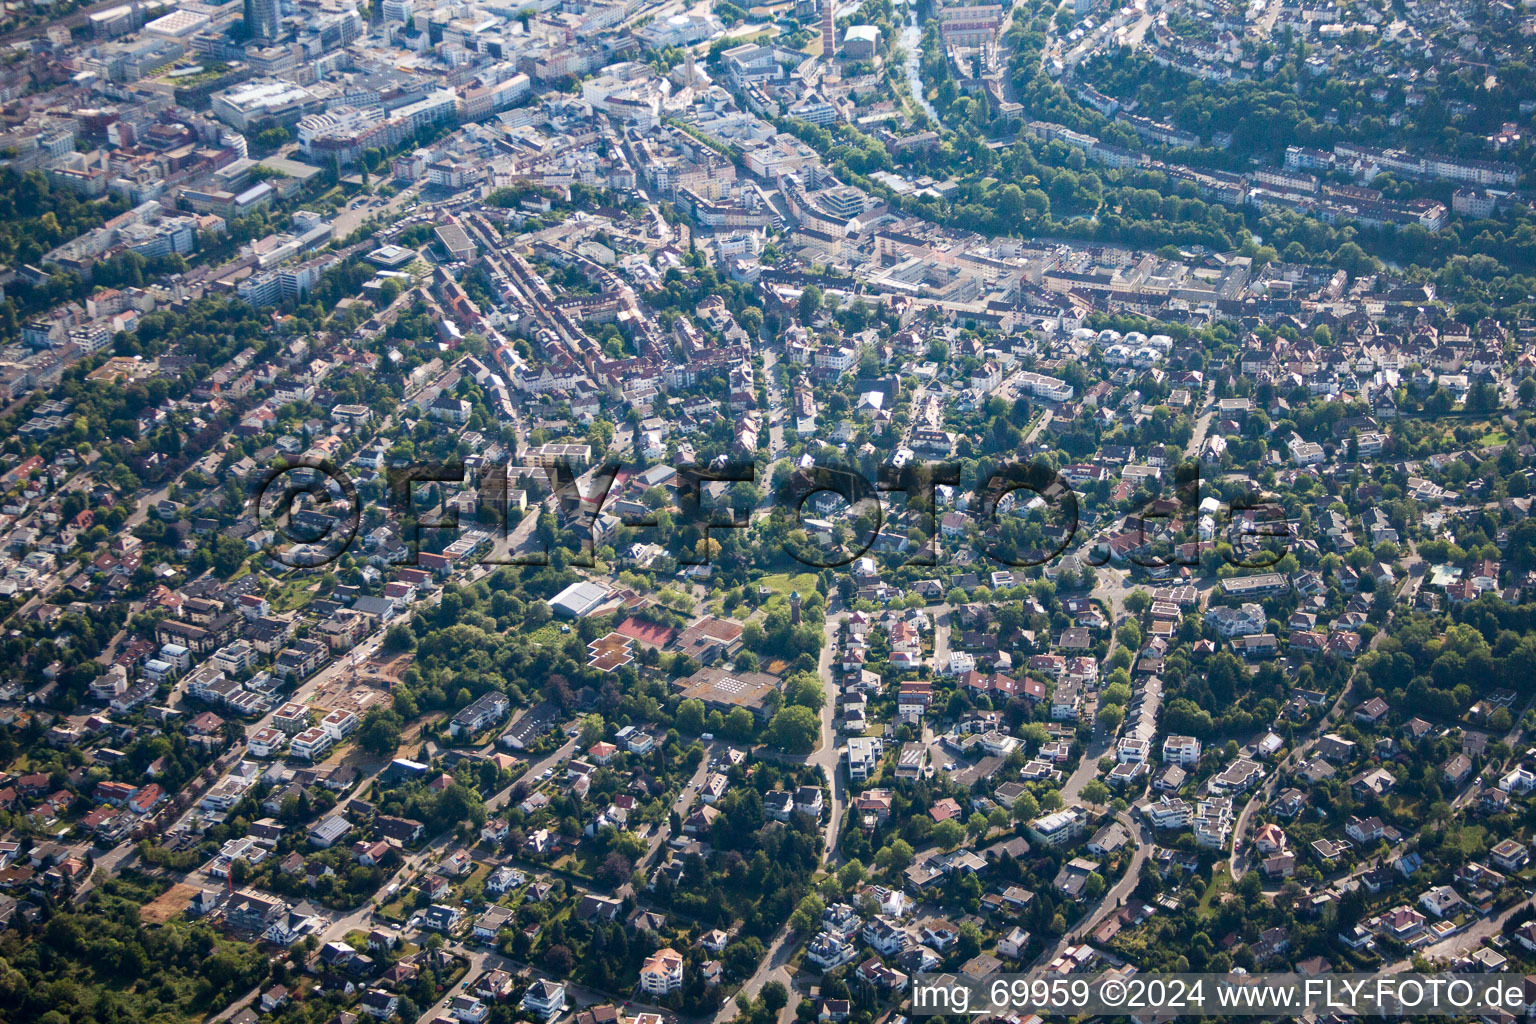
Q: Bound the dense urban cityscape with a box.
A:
[3,0,1536,1021]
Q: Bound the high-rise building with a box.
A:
[821,0,834,60]
[245,0,280,40]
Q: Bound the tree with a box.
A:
[739,306,764,339]
[762,982,790,1015]
[788,892,825,933]
[1333,241,1377,276]
[676,698,707,735]
[543,944,576,975]
[1081,779,1111,806]
[579,713,605,745]
[384,623,415,650]
[967,811,990,840]
[210,534,248,578]
[768,705,819,753]
[784,672,825,712]
[357,707,402,756]
[957,921,983,961]
[725,936,765,977]
[723,706,756,741]
[995,183,1027,223]
[875,838,914,873]
[799,285,822,322]
[933,819,965,850]
[608,830,648,860]
[597,851,632,887]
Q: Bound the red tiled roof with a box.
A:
[615,616,679,646]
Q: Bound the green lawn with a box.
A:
[1196,865,1230,919]
[755,572,819,612]
[377,896,411,922]
[268,576,318,612]
[458,860,492,897]
[554,847,599,881]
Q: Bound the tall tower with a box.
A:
[790,590,802,625]
[245,0,280,40]
[822,0,835,62]
[684,47,696,87]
